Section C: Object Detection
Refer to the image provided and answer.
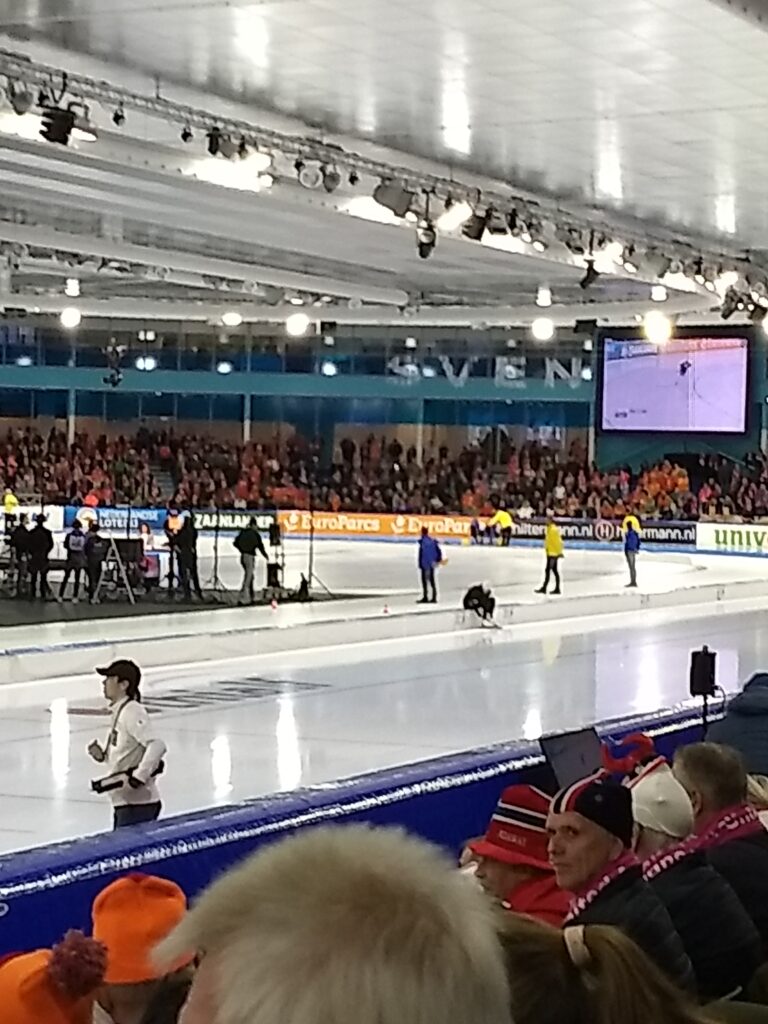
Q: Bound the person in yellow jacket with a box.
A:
[3,486,18,535]
[535,511,563,595]
[488,507,514,547]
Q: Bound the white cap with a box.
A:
[628,757,694,839]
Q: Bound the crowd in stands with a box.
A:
[8,724,768,1023]
[3,424,768,522]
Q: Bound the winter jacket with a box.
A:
[647,851,762,1000]
[417,535,442,571]
[233,527,267,558]
[707,830,768,951]
[624,527,641,554]
[504,872,569,927]
[570,863,695,993]
[544,523,563,558]
[64,528,87,568]
[708,674,768,775]
[26,524,54,567]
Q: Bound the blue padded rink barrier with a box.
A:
[0,701,718,953]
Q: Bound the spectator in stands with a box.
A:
[233,517,268,605]
[673,743,768,949]
[154,825,511,1024]
[27,512,54,601]
[709,674,768,776]
[417,526,442,604]
[0,928,106,1024]
[629,756,762,1000]
[496,912,767,1024]
[469,785,569,926]
[547,774,694,991]
[91,874,194,1024]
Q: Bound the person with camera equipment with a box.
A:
[175,514,204,601]
[85,520,109,603]
[27,512,53,601]
[87,659,167,830]
[58,518,87,603]
[234,516,268,605]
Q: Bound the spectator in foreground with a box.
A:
[155,824,511,1024]
[547,774,694,991]
[92,873,194,1024]
[0,928,106,1024]
[708,674,768,776]
[469,784,569,925]
[496,913,764,1024]
[629,756,762,1000]
[673,743,768,948]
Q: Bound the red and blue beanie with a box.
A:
[551,773,634,848]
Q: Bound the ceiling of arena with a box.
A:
[0,0,767,328]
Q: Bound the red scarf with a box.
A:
[643,802,762,881]
[565,850,639,923]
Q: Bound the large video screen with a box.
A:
[600,335,749,433]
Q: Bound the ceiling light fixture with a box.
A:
[416,219,436,259]
[135,354,157,371]
[60,306,82,329]
[286,312,311,337]
[531,317,555,342]
[321,360,338,376]
[651,284,668,302]
[462,209,492,242]
[221,311,243,328]
[216,360,233,375]
[405,336,418,349]
[64,277,80,298]
[536,285,552,308]
[436,199,473,232]
[643,310,672,344]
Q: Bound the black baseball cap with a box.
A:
[96,659,142,692]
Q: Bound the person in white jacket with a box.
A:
[87,658,167,830]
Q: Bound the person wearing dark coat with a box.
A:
[630,756,763,1000]
[233,518,268,605]
[26,514,54,601]
[708,674,768,775]
[417,527,442,604]
[547,774,695,993]
[8,512,30,598]
[175,516,203,601]
[674,742,768,953]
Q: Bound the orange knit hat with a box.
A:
[92,873,192,984]
[0,930,107,1024]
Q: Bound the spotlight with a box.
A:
[651,284,668,303]
[221,311,243,328]
[373,180,415,218]
[643,310,672,344]
[416,219,437,259]
[64,277,80,298]
[181,124,193,143]
[580,259,600,290]
[135,355,157,371]
[321,360,338,376]
[296,160,323,189]
[6,81,34,116]
[581,366,593,381]
[60,306,81,329]
[323,334,335,347]
[532,239,547,253]
[531,317,555,342]
[405,336,418,349]
[286,312,311,337]
[216,360,233,375]
[436,199,472,232]
[206,126,223,156]
[40,105,76,145]
[536,285,552,308]
[112,105,126,127]
[321,165,341,193]
[15,355,32,367]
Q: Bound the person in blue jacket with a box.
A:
[708,673,768,775]
[624,522,641,588]
[417,526,442,604]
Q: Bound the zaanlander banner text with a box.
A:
[62,506,275,532]
[697,522,768,555]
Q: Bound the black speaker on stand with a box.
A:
[689,645,717,736]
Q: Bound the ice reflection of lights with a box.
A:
[636,643,662,711]
[440,31,471,155]
[523,708,543,741]
[210,735,232,800]
[49,697,70,791]
[277,696,302,791]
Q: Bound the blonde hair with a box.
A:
[747,774,768,811]
[497,913,715,1024]
[156,824,511,1024]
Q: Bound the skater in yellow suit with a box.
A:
[535,512,563,595]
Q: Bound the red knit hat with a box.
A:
[0,930,106,1024]
[469,785,552,871]
[92,873,192,984]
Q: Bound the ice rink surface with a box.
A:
[1,539,767,854]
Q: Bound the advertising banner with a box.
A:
[63,506,275,534]
[696,522,768,555]
[277,510,474,541]
[513,519,696,546]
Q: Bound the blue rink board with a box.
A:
[0,703,717,953]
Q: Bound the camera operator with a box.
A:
[234,516,268,605]
[176,514,203,601]
[27,513,53,601]
[87,659,167,830]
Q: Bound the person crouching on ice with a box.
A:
[417,526,442,604]
[488,506,514,547]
